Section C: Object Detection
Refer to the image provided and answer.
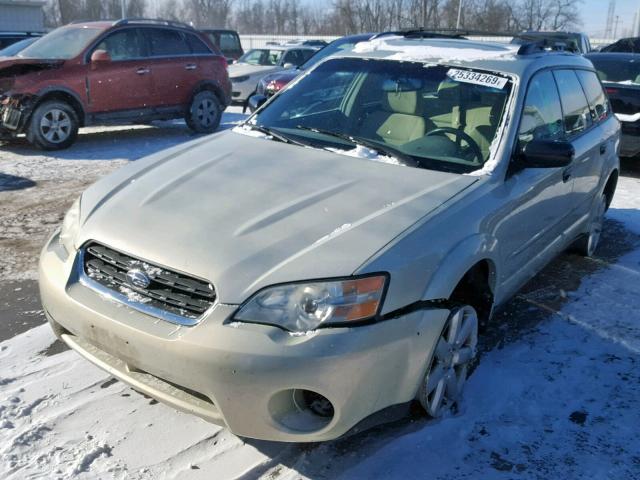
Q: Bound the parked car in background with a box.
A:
[200,28,243,62]
[0,31,42,50]
[600,37,640,53]
[511,31,592,53]
[254,33,375,107]
[228,45,318,104]
[0,36,39,57]
[282,39,329,48]
[0,19,231,150]
[587,52,640,157]
[41,36,619,443]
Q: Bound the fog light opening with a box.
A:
[294,389,335,419]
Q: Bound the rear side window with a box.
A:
[518,70,565,146]
[146,28,190,57]
[96,29,145,60]
[576,70,609,122]
[553,69,593,136]
[186,33,211,54]
[220,33,240,51]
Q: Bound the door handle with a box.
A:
[185,64,197,70]
[136,67,150,75]
[562,167,572,183]
[600,143,607,155]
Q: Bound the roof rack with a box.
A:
[373,28,467,40]
[113,18,194,30]
[517,39,572,55]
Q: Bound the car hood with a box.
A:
[78,131,478,304]
[229,63,281,77]
[0,57,63,76]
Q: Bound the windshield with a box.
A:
[299,36,370,71]
[238,48,283,66]
[0,38,38,57]
[18,26,102,60]
[249,58,512,173]
[590,57,640,84]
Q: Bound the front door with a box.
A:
[497,70,574,291]
[86,28,153,114]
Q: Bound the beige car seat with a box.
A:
[361,90,432,146]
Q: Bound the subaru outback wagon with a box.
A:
[40,37,619,442]
[0,19,231,150]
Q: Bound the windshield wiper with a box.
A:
[246,124,306,146]
[294,125,415,165]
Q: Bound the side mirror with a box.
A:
[283,62,295,69]
[90,49,111,67]
[518,140,574,168]
[247,94,268,113]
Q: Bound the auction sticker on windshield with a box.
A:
[447,68,508,89]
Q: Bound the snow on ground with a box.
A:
[1,115,640,478]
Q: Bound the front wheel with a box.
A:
[27,100,79,150]
[574,193,607,257]
[185,91,221,133]
[417,305,479,418]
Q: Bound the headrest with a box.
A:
[386,91,419,115]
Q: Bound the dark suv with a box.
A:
[0,19,231,150]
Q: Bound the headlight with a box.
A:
[233,274,388,332]
[231,75,250,83]
[59,197,81,254]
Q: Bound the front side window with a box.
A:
[95,29,145,61]
[576,70,609,122]
[518,70,564,146]
[238,49,283,66]
[249,58,513,173]
[146,28,190,57]
[19,26,102,60]
[553,69,593,137]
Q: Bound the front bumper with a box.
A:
[39,233,449,442]
[0,94,34,134]
[231,78,259,103]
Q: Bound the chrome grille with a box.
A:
[82,242,216,321]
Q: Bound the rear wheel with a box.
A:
[417,305,478,418]
[574,193,607,257]
[27,100,79,150]
[186,91,221,133]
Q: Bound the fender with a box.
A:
[191,79,230,107]
[34,86,86,124]
[421,233,499,302]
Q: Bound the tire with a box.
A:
[185,91,221,133]
[27,100,79,150]
[417,305,478,418]
[574,193,607,257]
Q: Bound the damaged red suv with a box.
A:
[0,19,231,150]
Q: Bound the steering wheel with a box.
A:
[426,127,484,164]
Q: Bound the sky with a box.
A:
[581,0,639,38]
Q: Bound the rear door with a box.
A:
[552,69,600,223]
[142,27,199,109]
[86,28,153,113]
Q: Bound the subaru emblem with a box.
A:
[126,268,150,289]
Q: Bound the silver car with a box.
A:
[40,36,620,442]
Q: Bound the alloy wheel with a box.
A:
[586,195,607,257]
[40,108,71,144]
[421,305,478,417]
[196,98,217,127]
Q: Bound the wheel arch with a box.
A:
[190,80,228,108]
[603,168,618,210]
[32,87,86,127]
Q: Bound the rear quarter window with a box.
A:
[576,70,610,123]
[553,69,593,137]
[146,28,190,57]
[186,33,211,54]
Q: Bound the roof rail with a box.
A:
[517,39,571,55]
[371,29,467,40]
[113,18,194,30]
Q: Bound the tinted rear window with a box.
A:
[146,28,190,57]
[576,70,610,122]
[186,33,211,54]
[553,70,593,136]
[589,57,640,84]
[220,33,240,51]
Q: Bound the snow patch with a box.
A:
[314,223,352,245]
